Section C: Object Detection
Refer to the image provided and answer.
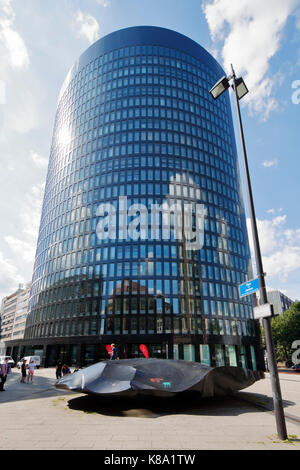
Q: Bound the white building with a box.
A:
[0,283,31,342]
[12,284,31,340]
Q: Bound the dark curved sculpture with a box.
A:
[55,359,264,398]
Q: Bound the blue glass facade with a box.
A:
[22,26,262,369]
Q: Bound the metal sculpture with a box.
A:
[55,358,264,398]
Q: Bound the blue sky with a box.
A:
[0,0,300,299]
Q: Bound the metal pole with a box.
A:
[231,65,287,440]
[263,316,288,439]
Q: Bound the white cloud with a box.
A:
[295,8,300,29]
[264,245,300,280]
[97,0,111,7]
[272,215,286,226]
[0,251,24,299]
[247,217,283,256]
[31,151,48,169]
[203,0,300,120]
[4,236,36,263]
[284,228,300,243]
[21,183,44,239]
[4,183,44,263]
[0,80,6,105]
[262,160,278,168]
[75,10,100,44]
[3,85,41,135]
[0,3,41,138]
[247,214,300,290]
[0,0,29,69]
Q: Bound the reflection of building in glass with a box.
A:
[4,26,263,370]
[104,278,173,339]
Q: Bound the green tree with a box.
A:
[270,302,300,365]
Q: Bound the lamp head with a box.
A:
[209,76,230,100]
[235,77,249,100]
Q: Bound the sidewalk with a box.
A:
[236,371,300,423]
[0,367,299,450]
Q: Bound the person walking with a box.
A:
[56,360,62,380]
[0,358,9,391]
[27,359,35,383]
[110,343,117,360]
[20,359,27,384]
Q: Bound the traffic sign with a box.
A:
[253,303,274,320]
[239,278,259,298]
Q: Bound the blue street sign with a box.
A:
[239,278,259,298]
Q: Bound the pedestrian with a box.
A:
[110,343,117,360]
[56,359,62,380]
[62,364,71,376]
[20,359,27,383]
[27,359,35,383]
[0,357,9,391]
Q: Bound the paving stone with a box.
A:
[0,368,299,450]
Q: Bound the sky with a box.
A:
[0,0,300,300]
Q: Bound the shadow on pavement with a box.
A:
[235,390,296,412]
[0,371,68,404]
[67,392,278,419]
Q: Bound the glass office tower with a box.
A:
[21,26,263,369]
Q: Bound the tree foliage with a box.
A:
[269,302,300,364]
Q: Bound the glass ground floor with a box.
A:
[5,334,264,371]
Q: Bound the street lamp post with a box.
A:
[209,65,288,441]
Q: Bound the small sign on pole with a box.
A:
[253,303,274,320]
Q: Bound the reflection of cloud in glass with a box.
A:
[57,124,72,148]
[166,172,206,250]
[58,66,73,104]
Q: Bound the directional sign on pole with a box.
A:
[239,278,259,298]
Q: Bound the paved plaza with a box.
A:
[0,366,299,450]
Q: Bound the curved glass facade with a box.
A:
[24,26,262,369]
